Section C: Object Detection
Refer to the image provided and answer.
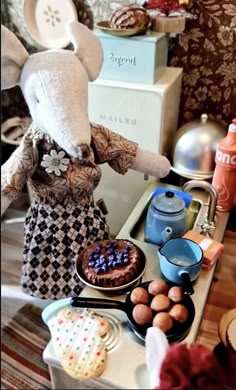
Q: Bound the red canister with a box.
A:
[212,119,236,211]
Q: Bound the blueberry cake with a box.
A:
[81,240,141,287]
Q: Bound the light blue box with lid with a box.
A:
[94,30,169,84]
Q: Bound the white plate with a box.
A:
[171,166,213,180]
[96,20,151,37]
[23,0,78,49]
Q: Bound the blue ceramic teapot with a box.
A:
[144,191,187,246]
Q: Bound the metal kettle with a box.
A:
[144,191,187,246]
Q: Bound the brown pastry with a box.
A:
[130,287,149,305]
[152,312,173,333]
[148,279,168,296]
[169,304,189,323]
[132,304,153,326]
[150,294,171,312]
[109,4,151,30]
[168,286,184,303]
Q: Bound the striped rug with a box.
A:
[1,303,52,389]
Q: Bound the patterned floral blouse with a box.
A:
[1,122,138,206]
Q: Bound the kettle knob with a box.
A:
[165,191,175,198]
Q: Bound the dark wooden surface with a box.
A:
[197,229,236,350]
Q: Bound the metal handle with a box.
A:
[70,297,127,312]
[180,272,194,295]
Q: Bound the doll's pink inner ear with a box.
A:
[65,20,104,81]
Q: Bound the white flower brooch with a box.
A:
[41,150,70,176]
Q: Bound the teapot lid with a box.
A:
[152,191,185,213]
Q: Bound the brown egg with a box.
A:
[150,294,171,312]
[152,312,173,333]
[168,286,184,303]
[169,304,189,323]
[148,279,168,296]
[132,304,153,326]
[130,287,149,305]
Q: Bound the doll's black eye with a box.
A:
[36,96,40,103]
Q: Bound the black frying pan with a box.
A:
[70,281,195,343]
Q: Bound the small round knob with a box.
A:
[165,191,174,198]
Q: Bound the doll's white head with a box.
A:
[1,21,103,158]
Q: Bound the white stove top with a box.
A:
[43,301,150,389]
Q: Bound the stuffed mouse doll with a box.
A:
[1,21,171,300]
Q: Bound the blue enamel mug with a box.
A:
[157,238,203,295]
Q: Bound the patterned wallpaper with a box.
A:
[169,0,236,128]
[84,0,137,23]
[1,0,236,128]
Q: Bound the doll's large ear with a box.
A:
[1,25,29,90]
[66,21,103,81]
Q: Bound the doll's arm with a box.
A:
[1,133,38,216]
[91,124,171,179]
[131,147,171,178]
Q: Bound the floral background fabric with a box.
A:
[169,0,236,128]
[1,0,235,128]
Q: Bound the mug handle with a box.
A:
[180,272,194,295]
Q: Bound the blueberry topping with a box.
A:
[88,242,131,272]
[94,245,102,253]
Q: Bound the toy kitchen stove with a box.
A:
[43,179,229,389]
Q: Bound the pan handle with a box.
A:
[180,272,194,295]
[70,297,127,312]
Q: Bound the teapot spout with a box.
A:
[161,227,173,243]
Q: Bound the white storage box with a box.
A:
[95,29,169,84]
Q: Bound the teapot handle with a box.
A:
[180,272,194,295]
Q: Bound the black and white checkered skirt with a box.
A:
[21,199,110,299]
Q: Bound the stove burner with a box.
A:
[89,310,122,352]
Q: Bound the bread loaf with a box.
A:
[109,4,151,29]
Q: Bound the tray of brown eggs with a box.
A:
[126,279,195,343]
